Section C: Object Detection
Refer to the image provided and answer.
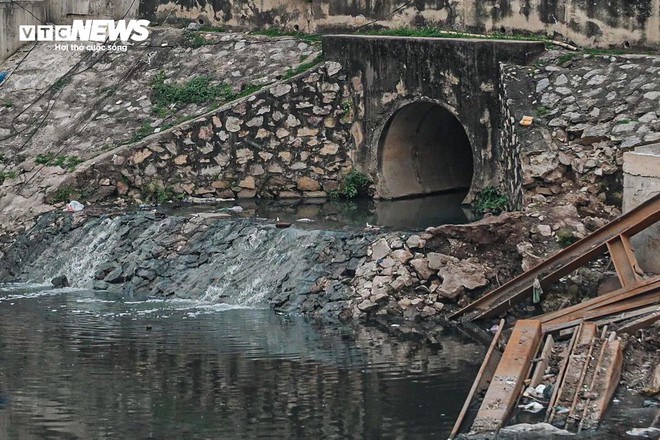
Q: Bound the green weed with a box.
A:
[35,153,83,171]
[182,30,210,48]
[51,186,74,203]
[152,72,234,108]
[141,183,182,204]
[536,106,551,118]
[330,170,371,199]
[473,186,509,214]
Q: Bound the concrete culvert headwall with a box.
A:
[378,102,474,199]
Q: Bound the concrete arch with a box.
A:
[376,101,474,199]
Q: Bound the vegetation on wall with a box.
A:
[473,186,509,214]
[35,152,83,171]
[330,170,371,199]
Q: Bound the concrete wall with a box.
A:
[623,143,660,274]
[0,0,45,63]
[323,35,544,204]
[45,0,138,23]
[139,0,660,48]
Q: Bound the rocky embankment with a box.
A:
[0,210,373,318]
[0,195,615,336]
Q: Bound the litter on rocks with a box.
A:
[65,200,84,212]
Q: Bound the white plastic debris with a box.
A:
[518,401,544,413]
[626,427,660,437]
[65,200,84,212]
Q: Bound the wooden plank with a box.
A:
[451,193,660,321]
[471,320,543,434]
[449,319,505,439]
[606,235,643,288]
[537,276,660,325]
[617,311,660,334]
[531,334,555,387]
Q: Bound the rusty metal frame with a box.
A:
[451,193,660,321]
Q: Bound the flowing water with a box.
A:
[0,284,483,439]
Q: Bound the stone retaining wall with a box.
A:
[503,53,660,206]
[67,61,362,202]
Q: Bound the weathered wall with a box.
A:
[139,0,660,48]
[0,0,45,63]
[323,35,544,204]
[623,143,660,274]
[45,0,138,23]
[0,0,138,63]
[65,61,358,202]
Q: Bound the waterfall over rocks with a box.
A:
[0,212,373,318]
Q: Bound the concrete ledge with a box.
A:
[623,143,660,274]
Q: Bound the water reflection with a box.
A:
[162,191,476,230]
[0,286,483,439]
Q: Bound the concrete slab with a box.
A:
[623,143,660,274]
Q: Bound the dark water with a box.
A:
[0,285,483,439]
[164,191,476,230]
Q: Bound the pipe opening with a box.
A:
[378,102,474,200]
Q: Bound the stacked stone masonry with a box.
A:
[68,61,363,201]
[503,53,660,204]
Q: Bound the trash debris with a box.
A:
[523,384,547,399]
[518,401,544,413]
[642,398,659,408]
[65,200,84,212]
[625,427,660,438]
[532,277,543,304]
[500,423,574,436]
[296,218,314,223]
[519,115,534,126]
[0,71,7,85]
[227,206,243,213]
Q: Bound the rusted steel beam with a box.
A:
[546,324,581,422]
[537,276,660,325]
[542,292,660,333]
[616,310,660,334]
[451,193,660,321]
[566,334,597,426]
[471,320,542,434]
[549,323,598,425]
[449,319,505,440]
[530,334,554,387]
[577,336,610,433]
[578,338,623,431]
[606,234,643,288]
